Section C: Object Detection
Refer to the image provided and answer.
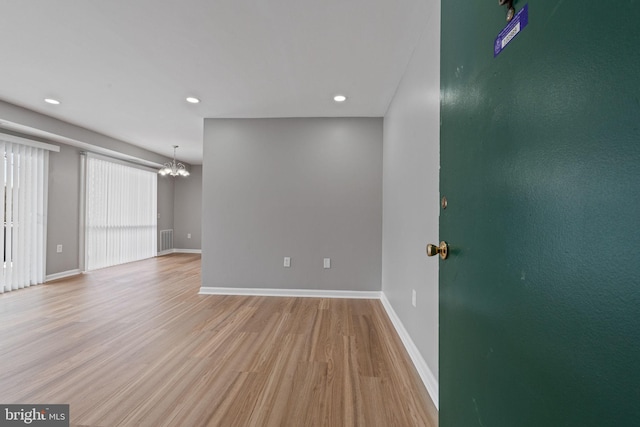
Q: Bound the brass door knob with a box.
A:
[426,241,449,260]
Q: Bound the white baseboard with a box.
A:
[45,269,82,282]
[380,292,439,410]
[175,249,202,254]
[158,248,202,256]
[199,286,381,299]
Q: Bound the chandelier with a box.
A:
[158,145,190,177]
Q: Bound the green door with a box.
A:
[440,1,640,425]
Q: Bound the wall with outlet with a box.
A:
[46,143,81,274]
[202,117,382,291]
[382,0,440,386]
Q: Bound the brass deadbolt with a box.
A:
[426,241,449,260]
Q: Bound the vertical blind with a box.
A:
[0,141,48,293]
[85,156,157,271]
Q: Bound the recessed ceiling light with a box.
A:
[44,98,60,105]
[333,95,347,102]
[186,97,200,104]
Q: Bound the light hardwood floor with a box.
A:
[0,254,437,426]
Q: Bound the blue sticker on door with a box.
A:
[494,4,529,57]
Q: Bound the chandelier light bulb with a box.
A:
[158,145,190,177]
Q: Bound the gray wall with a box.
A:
[174,165,202,250]
[157,175,175,247]
[0,100,198,275]
[382,0,440,382]
[47,144,82,274]
[202,117,382,291]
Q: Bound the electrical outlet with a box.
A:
[187,233,191,239]
[412,289,417,307]
[284,257,291,268]
[323,258,331,269]
[56,244,63,253]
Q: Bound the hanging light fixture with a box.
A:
[158,145,190,177]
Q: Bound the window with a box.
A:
[0,139,52,293]
[83,155,157,271]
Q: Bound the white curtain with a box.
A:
[0,141,48,293]
[84,156,157,271]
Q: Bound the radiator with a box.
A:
[160,229,174,252]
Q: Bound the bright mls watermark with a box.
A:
[0,405,69,426]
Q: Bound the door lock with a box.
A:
[426,241,449,260]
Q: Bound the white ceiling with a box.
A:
[0,0,429,164]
